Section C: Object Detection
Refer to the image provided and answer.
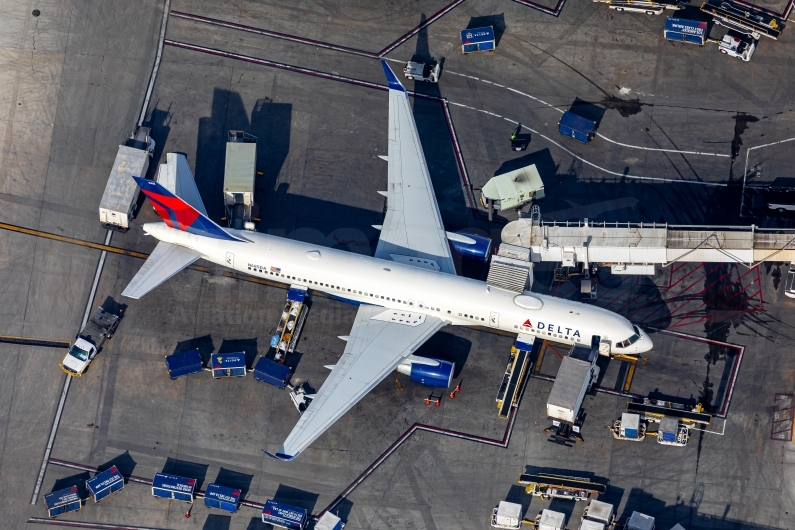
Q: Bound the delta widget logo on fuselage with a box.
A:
[520,319,581,338]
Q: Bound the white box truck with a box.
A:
[98,126,155,231]
[224,130,257,230]
[547,338,601,425]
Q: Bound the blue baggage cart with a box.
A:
[253,357,292,389]
[262,499,308,529]
[558,112,597,144]
[204,483,241,513]
[664,17,708,45]
[152,472,195,503]
[44,486,81,518]
[86,466,124,503]
[460,26,495,53]
[210,352,247,378]
[165,349,203,379]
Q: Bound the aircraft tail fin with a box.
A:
[133,176,244,242]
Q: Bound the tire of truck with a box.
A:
[615,6,623,10]
[720,49,727,54]
[778,208,786,213]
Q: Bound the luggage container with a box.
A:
[580,499,615,530]
[204,483,241,513]
[44,486,82,518]
[628,511,655,530]
[609,412,647,441]
[315,512,345,530]
[254,357,292,388]
[262,500,308,529]
[537,509,566,530]
[151,473,195,503]
[460,26,496,53]
[663,18,708,45]
[210,352,247,378]
[558,112,596,144]
[165,349,203,380]
[657,417,689,446]
[86,466,124,503]
[491,501,523,529]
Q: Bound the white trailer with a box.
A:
[537,509,566,530]
[224,130,257,230]
[547,338,601,425]
[491,501,523,529]
[98,127,155,231]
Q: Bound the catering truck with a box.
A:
[60,307,120,376]
[224,130,257,230]
[547,336,602,425]
[98,126,155,231]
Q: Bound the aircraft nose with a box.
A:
[637,329,653,352]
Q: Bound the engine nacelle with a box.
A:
[447,231,493,262]
[396,356,455,388]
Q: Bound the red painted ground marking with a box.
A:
[665,263,705,293]
[547,343,563,359]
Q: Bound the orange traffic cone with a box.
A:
[435,397,441,407]
[449,391,456,399]
[425,397,431,405]
[454,382,461,394]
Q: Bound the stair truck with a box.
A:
[99,126,155,231]
[60,307,120,376]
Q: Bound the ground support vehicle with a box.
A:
[719,31,756,60]
[224,130,258,230]
[656,417,690,446]
[519,473,606,501]
[609,413,647,441]
[269,286,310,363]
[491,501,523,529]
[60,307,120,376]
[701,0,783,39]
[546,337,601,441]
[99,126,155,231]
[579,499,615,530]
[403,61,440,82]
[594,0,682,15]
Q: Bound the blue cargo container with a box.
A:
[204,483,241,513]
[558,112,596,144]
[44,486,82,518]
[152,473,195,503]
[262,499,308,529]
[253,357,292,389]
[460,26,495,53]
[86,466,124,503]
[664,17,708,45]
[210,352,247,378]
[165,349,203,379]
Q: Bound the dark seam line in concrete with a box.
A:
[163,40,476,209]
[0,336,70,348]
[26,518,167,530]
[314,372,528,520]
[376,0,467,56]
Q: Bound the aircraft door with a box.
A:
[489,312,499,328]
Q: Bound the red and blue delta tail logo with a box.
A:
[132,177,244,242]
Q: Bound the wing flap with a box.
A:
[121,241,200,299]
[269,304,446,459]
[374,61,456,275]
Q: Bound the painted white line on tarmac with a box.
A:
[446,70,731,158]
[447,101,726,187]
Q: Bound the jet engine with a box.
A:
[447,231,493,262]
[396,356,455,388]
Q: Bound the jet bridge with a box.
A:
[501,216,795,275]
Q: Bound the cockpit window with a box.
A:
[617,328,641,349]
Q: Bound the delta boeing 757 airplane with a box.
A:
[122,61,652,461]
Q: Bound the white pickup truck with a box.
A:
[60,307,120,376]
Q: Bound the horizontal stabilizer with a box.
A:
[121,241,200,299]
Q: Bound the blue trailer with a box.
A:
[204,483,241,513]
[664,17,708,45]
[460,26,495,53]
[262,499,308,529]
[44,486,81,518]
[254,357,292,389]
[151,473,195,503]
[165,349,203,379]
[86,466,124,503]
[558,112,597,144]
[210,352,247,378]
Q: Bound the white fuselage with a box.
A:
[144,222,652,354]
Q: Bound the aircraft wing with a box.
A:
[121,241,200,299]
[374,61,456,275]
[156,153,208,216]
[267,303,447,460]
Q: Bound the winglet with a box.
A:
[263,448,298,461]
[133,177,245,242]
[381,60,405,92]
